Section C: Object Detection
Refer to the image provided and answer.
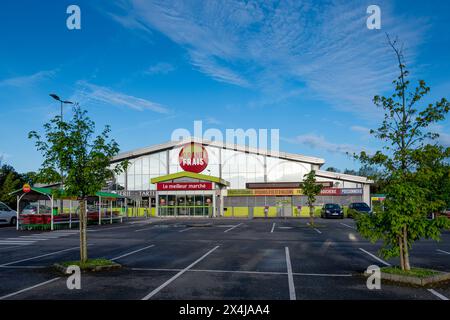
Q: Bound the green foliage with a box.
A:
[381,266,439,278]
[302,170,323,208]
[354,35,450,269]
[0,170,21,207]
[60,258,117,269]
[29,105,127,199]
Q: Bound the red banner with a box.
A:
[157,182,213,191]
[320,188,363,196]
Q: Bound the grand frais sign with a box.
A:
[178,142,208,173]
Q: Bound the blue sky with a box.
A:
[1,0,449,173]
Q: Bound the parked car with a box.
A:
[0,201,17,225]
[348,202,372,218]
[321,203,344,219]
[435,208,450,219]
[21,203,52,215]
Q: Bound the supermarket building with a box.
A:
[109,138,372,218]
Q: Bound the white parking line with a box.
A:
[306,222,322,234]
[0,277,61,300]
[358,248,391,266]
[179,227,195,233]
[285,247,296,300]
[142,246,220,300]
[111,244,155,260]
[224,223,243,233]
[270,223,276,233]
[0,246,80,266]
[15,237,52,241]
[134,227,155,232]
[0,265,47,269]
[436,249,450,255]
[340,223,356,230]
[427,289,449,300]
[0,240,35,245]
[131,267,353,277]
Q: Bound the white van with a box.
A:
[0,202,17,226]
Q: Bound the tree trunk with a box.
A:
[403,225,410,271]
[398,235,405,270]
[79,198,88,263]
[309,205,314,226]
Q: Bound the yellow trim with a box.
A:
[151,171,229,186]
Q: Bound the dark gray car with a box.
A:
[321,203,344,219]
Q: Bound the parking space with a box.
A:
[0,218,448,300]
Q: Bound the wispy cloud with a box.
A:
[350,125,371,134]
[106,0,426,117]
[0,70,56,87]
[204,116,221,125]
[73,81,169,113]
[145,62,175,75]
[438,132,450,147]
[286,133,369,155]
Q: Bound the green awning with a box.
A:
[151,171,229,186]
[9,187,124,199]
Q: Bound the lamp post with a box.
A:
[49,94,73,216]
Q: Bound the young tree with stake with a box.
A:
[302,170,323,226]
[355,35,450,271]
[29,104,127,263]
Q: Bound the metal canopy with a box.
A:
[150,171,230,186]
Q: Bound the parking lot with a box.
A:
[0,218,449,300]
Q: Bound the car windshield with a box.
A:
[325,204,340,209]
[353,203,370,209]
[23,204,50,212]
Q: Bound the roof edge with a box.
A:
[112,137,325,165]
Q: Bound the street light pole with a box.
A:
[49,94,73,216]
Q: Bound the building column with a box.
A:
[155,193,159,217]
[363,184,371,205]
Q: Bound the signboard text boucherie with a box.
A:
[227,188,363,197]
[320,188,363,196]
[227,189,303,196]
[157,182,213,191]
[179,142,208,173]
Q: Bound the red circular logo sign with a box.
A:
[23,184,31,193]
[179,143,208,173]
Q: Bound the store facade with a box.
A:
[108,138,372,218]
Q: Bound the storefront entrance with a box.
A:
[276,196,292,217]
[158,193,213,217]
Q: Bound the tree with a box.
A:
[302,170,323,226]
[355,35,450,271]
[20,171,38,185]
[343,169,358,175]
[29,104,127,263]
[0,164,23,209]
[0,171,22,208]
[325,167,340,173]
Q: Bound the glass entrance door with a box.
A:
[276,196,292,217]
[158,193,213,217]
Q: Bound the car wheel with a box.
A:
[10,217,17,226]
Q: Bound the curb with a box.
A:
[54,262,122,274]
[364,270,450,286]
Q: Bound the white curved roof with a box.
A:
[111,137,326,166]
